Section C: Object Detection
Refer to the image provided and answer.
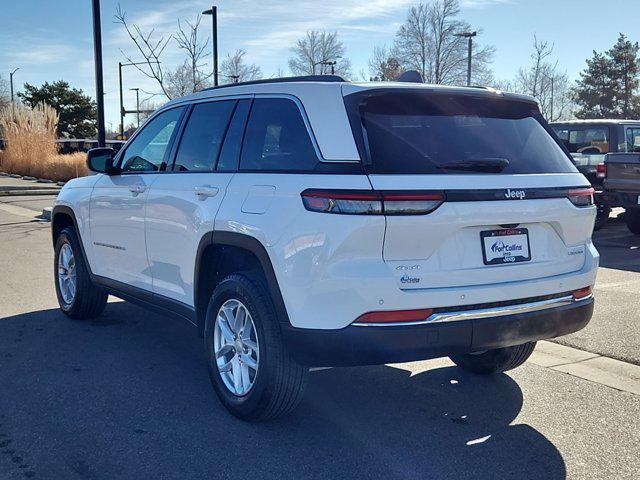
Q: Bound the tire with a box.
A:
[204,273,308,421]
[625,209,640,234]
[449,342,536,375]
[54,227,108,319]
[594,204,610,231]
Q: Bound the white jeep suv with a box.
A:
[52,76,598,421]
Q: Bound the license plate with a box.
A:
[480,228,531,265]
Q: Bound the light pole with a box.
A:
[542,73,555,121]
[455,31,477,86]
[118,61,158,136]
[130,88,140,127]
[91,0,106,146]
[202,6,218,86]
[9,67,19,119]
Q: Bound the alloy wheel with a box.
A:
[57,243,77,304]
[213,299,260,396]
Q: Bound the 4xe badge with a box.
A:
[504,188,526,200]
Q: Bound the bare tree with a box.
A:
[115,5,211,100]
[114,4,172,99]
[138,100,160,122]
[514,37,572,121]
[368,45,401,81]
[174,16,211,92]
[393,0,494,85]
[288,31,351,77]
[220,50,262,84]
[165,62,196,99]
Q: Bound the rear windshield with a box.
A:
[345,91,576,175]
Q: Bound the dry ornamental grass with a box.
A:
[0,103,88,182]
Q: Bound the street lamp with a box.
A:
[118,61,159,136]
[455,31,477,86]
[202,6,218,87]
[9,67,19,118]
[129,88,140,127]
[321,60,337,75]
[314,59,339,75]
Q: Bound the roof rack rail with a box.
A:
[202,75,347,92]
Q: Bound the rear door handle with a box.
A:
[128,184,147,194]
[194,186,219,200]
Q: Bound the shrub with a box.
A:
[0,103,88,181]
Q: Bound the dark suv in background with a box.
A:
[551,119,640,229]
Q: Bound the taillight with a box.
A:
[566,187,594,207]
[596,163,607,179]
[301,189,444,215]
[381,192,445,215]
[353,308,434,325]
[572,286,593,300]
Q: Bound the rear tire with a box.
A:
[204,273,308,421]
[625,208,640,234]
[54,227,108,319]
[449,342,536,375]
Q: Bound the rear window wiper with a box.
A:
[436,158,509,173]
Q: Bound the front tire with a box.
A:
[625,208,640,234]
[449,342,536,375]
[204,273,308,421]
[54,227,108,319]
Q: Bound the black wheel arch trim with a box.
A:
[195,231,290,331]
[51,205,93,273]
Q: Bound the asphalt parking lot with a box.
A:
[0,195,638,479]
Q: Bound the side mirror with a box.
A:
[86,147,118,174]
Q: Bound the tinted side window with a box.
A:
[626,127,640,152]
[120,107,183,172]
[217,99,252,172]
[172,101,236,172]
[552,126,610,154]
[240,98,319,171]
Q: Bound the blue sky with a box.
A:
[2,0,640,128]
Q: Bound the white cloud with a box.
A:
[460,0,511,8]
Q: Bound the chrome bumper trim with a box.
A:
[352,294,593,327]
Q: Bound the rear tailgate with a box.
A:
[604,153,640,198]
[369,174,594,290]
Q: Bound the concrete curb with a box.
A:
[41,207,52,221]
[531,341,640,395]
[0,189,61,196]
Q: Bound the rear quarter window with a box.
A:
[240,98,319,172]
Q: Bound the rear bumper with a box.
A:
[600,190,639,209]
[282,296,594,367]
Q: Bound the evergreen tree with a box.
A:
[18,80,97,138]
[573,34,640,119]
[608,34,640,117]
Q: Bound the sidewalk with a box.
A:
[0,175,59,220]
[0,173,62,196]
